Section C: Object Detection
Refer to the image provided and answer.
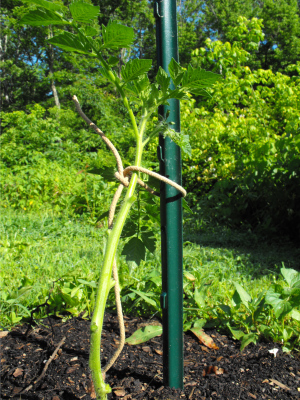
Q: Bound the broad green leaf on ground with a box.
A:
[265,285,293,319]
[240,332,258,351]
[156,67,171,93]
[69,1,100,23]
[193,319,207,329]
[194,287,206,308]
[190,327,219,349]
[130,289,158,309]
[233,282,251,308]
[102,22,134,50]
[182,66,222,91]
[122,237,145,265]
[125,324,162,345]
[219,304,231,316]
[47,32,91,54]
[22,0,64,12]
[121,59,152,83]
[281,267,300,288]
[227,324,244,340]
[290,309,300,321]
[168,58,184,86]
[141,231,156,253]
[20,9,70,26]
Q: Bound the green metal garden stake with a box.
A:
[154,0,184,389]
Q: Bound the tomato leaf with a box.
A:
[69,1,100,23]
[47,32,92,54]
[20,9,70,26]
[121,59,152,83]
[122,237,145,265]
[102,22,134,50]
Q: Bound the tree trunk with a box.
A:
[48,26,60,109]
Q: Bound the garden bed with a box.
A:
[1,314,299,400]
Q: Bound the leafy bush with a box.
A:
[182,17,300,238]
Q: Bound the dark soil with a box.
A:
[1,314,300,400]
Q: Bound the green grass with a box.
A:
[1,207,299,351]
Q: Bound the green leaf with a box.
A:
[20,9,70,26]
[281,267,300,288]
[182,65,222,91]
[219,304,231,316]
[96,210,109,223]
[290,309,300,321]
[88,166,116,182]
[194,287,205,308]
[69,1,100,23]
[107,56,119,66]
[193,318,207,329]
[233,282,251,308]
[183,198,193,213]
[240,332,258,351]
[122,221,138,237]
[156,67,171,93]
[167,88,189,100]
[265,286,293,319]
[227,323,244,340]
[121,59,152,83]
[122,237,145,265]
[102,22,134,50]
[130,289,158,309]
[141,231,156,253]
[47,32,91,54]
[168,58,184,86]
[125,324,162,345]
[22,0,64,12]
[163,128,192,157]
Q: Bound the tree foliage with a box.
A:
[182,17,300,238]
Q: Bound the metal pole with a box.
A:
[154,0,183,389]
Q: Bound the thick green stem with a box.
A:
[89,134,143,400]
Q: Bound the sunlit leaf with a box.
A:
[20,9,70,26]
[168,58,184,86]
[233,282,251,308]
[156,67,171,93]
[290,309,300,321]
[182,65,222,91]
[102,22,134,50]
[125,324,162,345]
[69,1,100,23]
[121,59,152,83]
[163,128,192,157]
[240,332,258,351]
[130,289,158,308]
[281,267,300,288]
[22,0,64,12]
[47,32,91,54]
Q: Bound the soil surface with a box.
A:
[1,314,300,400]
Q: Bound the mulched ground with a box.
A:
[1,313,300,400]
